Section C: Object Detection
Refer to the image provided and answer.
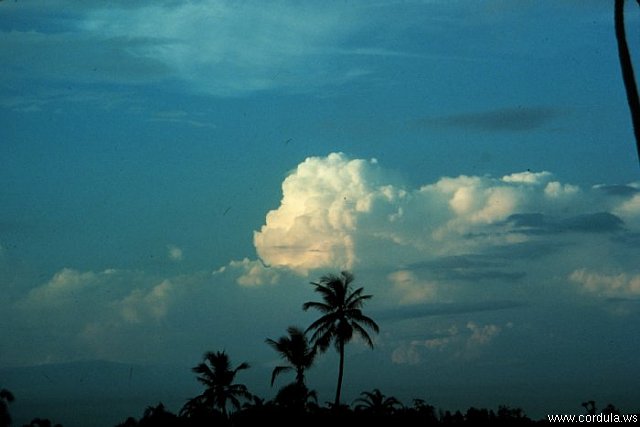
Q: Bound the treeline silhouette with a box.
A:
[0,272,635,426]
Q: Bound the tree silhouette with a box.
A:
[273,382,318,411]
[602,403,621,416]
[22,418,63,427]
[265,326,317,388]
[0,389,14,427]
[411,399,438,424]
[582,400,597,416]
[353,389,402,415]
[179,395,226,426]
[303,271,379,407]
[266,326,318,410]
[614,0,640,162]
[138,403,178,427]
[188,351,252,418]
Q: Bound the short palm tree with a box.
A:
[189,350,252,418]
[265,326,316,387]
[303,271,379,407]
[353,388,402,414]
[266,326,317,410]
[0,389,15,427]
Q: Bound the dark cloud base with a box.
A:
[415,106,562,133]
[375,300,528,321]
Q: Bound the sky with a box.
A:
[1,0,640,423]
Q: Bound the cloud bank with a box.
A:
[251,153,638,287]
[3,152,639,380]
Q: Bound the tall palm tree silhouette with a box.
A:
[190,350,252,418]
[303,271,379,408]
[614,0,640,162]
[266,326,317,387]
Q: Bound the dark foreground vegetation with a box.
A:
[1,272,636,426]
[2,386,633,427]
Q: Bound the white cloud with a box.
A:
[502,170,552,184]
[167,244,184,262]
[544,181,579,199]
[250,153,637,282]
[20,268,180,323]
[391,341,423,365]
[388,270,437,305]
[215,258,282,287]
[119,279,175,323]
[613,192,640,227]
[569,269,640,297]
[78,2,376,96]
[390,322,501,365]
[22,268,110,308]
[466,321,501,346]
[253,152,403,274]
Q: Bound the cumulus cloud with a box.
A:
[167,244,184,262]
[10,267,191,363]
[215,258,282,287]
[253,152,404,274]
[613,191,640,227]
[391,321,503,365]
[388,270,437,305]
[119,279,175,323]
[23,268,115,308]
[250,152,639,286]
[466,321,501,346]
[20,268,179,324]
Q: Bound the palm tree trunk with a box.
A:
[334,340,345,408]
[615,0,640,163]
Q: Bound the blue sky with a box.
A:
[1,0,640,422]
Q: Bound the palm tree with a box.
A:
[265,326,317,387]
[614,0,640,162]
[189,350,252,418]
[353,388,402,415]
[139,403,178,427]
[302,271,379,407]
[0,389,14,427]
[273,382,318,410]
[266,326,317,410]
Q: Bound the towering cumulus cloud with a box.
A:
[253,152,401,274]
[251,152,639,282]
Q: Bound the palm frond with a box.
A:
[344,286,365,305]
[349,310,380,333]
[234,362,250,373]
[351,321,375,348]
[302,301,332,313]
[270,365,292,386]
[307,308,338,325]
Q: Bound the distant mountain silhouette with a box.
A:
[0,361,199,427]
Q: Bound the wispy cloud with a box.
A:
[167,244,184,262]
[77,2,390,96]
[391,320,508,365]
[0,2,420,98]
[570,269,640,298]
[149,110,216,129]
[375,300,527,322]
